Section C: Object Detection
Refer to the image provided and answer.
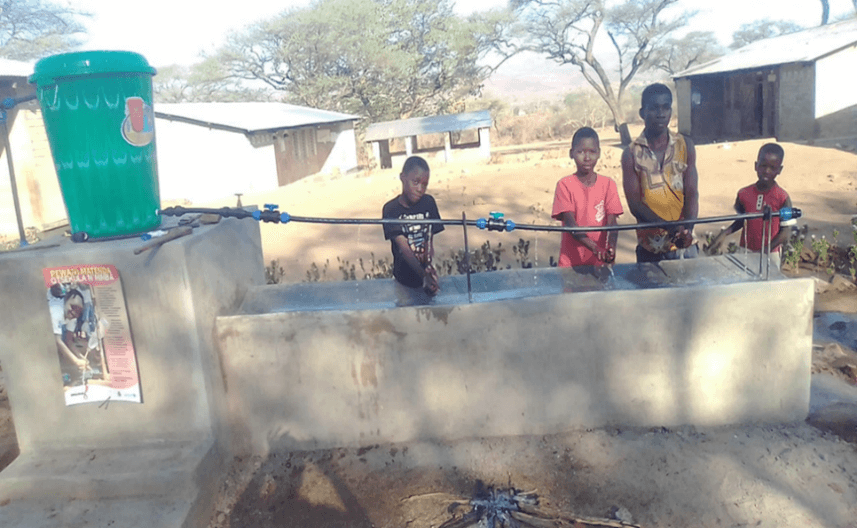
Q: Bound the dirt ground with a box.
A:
[2,129,856,527]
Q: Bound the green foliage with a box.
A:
[811,235,831,271]
[217,0,513,121]
[729,19,803,49]
[513,0,690,126]
[436,240,505,275]
[153,58,272,103]
[305,260,331,283]
[297,238,540,283]
[783,233,803,269]
[0,0,90,60]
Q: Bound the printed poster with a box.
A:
[43,265,142,406]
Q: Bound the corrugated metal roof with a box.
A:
[0,58,34,77]
[364,110,492,142]
[154,102,360,133]
[674,18,857,78]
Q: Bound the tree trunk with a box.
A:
[618,123,632,146]
[820,0,830,24]
[603,96,632,146]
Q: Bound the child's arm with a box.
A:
[392,235,426,278]
[706,197,744,254]
[424,230,439,294]
[559,212,611,262]
[770,226,791,250]
[678,137,700,236]
[771,195,796,250]
[605,214,619,263]
[56,335,87,372]
[392,235,438,294]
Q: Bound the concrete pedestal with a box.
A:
[0,217,265,527]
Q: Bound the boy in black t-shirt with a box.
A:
[382,156,444,297]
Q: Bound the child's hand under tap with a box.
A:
[423,265,440,296]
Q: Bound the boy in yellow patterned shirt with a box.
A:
[621,83,700,262]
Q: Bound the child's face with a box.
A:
[570,137,600,174]
[755,151,783,187]
[400,167,430,206]
[640,93,672,135]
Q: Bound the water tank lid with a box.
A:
[29,50,156,86]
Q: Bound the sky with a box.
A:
[64,0,855,69]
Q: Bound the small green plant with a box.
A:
[810,235,831,271]
[511,238,533,269]
[266,259,285,285]
[358,252,393,280]
[435,240,505,276]
[305,259,330,282]
[783,232,804,269]
[337,256,356,281]
[848,237,857,280]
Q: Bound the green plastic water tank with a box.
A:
[29,51,161,239]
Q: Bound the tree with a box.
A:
[0,0,89,60]
[652,31,724,75]
[729,19,803,49]
[217,0,513,121]
[153,58,272,103]
[819,0,830,24]
[512,0,688,131]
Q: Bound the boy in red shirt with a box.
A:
[707,143,796,267]
[551,127,624,267]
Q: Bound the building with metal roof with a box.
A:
[154,102,361,203]
[673,18,857,144]
[364,110,492,168]
[0,59,70,240]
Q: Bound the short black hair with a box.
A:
[757,142,784,162]
[401,155,429,175]
[571,127,600,149]
[641,83,673,108]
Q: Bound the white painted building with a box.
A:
[155,102,361,204]
[673,19,857,145]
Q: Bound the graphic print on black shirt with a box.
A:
[382,195,444,288]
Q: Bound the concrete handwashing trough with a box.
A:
[217,254,814,455]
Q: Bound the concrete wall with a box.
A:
[216,266,814,455]
[0,217,265,453]
[154,119,278,204]
[272,122,359,186]
[815,45,857,141]
[675,77,692,136]
[778,63,816,141]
